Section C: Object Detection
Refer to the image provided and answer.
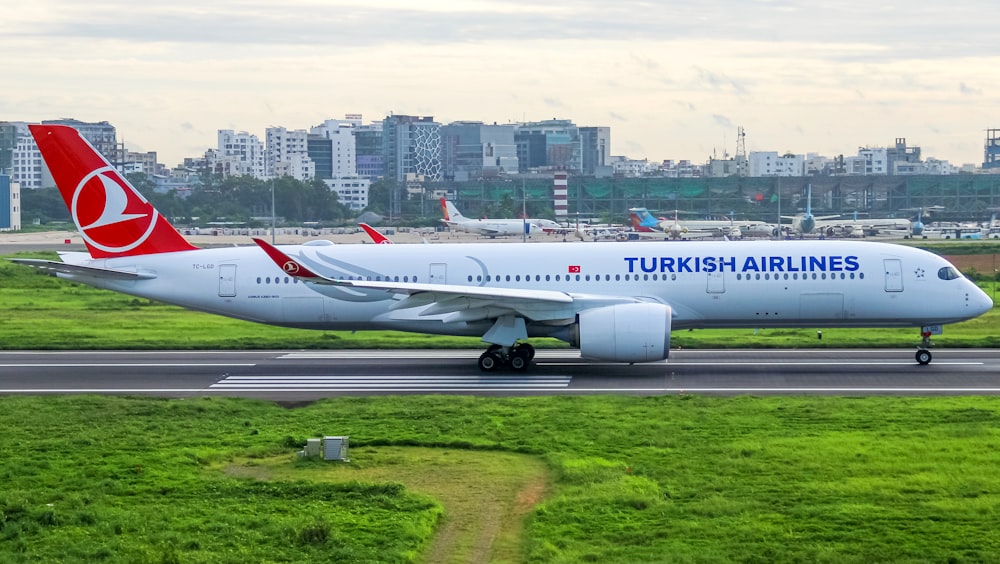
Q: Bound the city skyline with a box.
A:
[3,0,998,168]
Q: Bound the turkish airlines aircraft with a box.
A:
[13,125,993,371]
[439,198,560,237]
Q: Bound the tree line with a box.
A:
[20,172,559,228]
[22,173,362,227]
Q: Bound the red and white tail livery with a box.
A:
[30,125,197,258]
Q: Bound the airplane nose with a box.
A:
[970,285,994,316]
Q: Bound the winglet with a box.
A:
[439,198,450,221]
[251,238,322,279]
[359,223,393,244]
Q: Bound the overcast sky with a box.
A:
[3,0,998,167]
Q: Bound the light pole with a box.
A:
[522,178,528,243]
[271,177,276,244]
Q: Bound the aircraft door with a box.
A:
[218,264,237,297]
[883,259,903,292]
[429,263,447,284]
[706,271,725,294]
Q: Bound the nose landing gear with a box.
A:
[916,329,933,365]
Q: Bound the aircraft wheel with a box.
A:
[478,351,502,372]
[516,343,536,361]
[509,349,531,372]
[915,349,932,365]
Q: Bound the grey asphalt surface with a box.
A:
[1,349,998,401]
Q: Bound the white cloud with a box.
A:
[4,0,999,166]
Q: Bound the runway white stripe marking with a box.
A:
[0,363,257,368]
[210,375,572,390]
[5,387,1000,394]
[543,361,983,366]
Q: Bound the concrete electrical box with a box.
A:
[322,436,349,461]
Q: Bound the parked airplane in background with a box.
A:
[439,199,560,237]
[629,208,775,239]
[12,125,993,371]
[782,186,911,238]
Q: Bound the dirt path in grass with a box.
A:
[222,447,551,564]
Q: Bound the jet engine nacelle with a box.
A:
[577,303,672,363]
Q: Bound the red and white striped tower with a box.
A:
[553,172,568,221]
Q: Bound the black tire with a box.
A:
[510,349,531,372]
[517,343,536,361]
[916,349,932,365]
[478,352,500,372]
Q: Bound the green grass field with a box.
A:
[2,395,1000,562]
[2,247,1000,561]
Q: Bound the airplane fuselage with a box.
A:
[60,240,991,340]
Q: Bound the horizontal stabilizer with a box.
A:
[8,258,156,280]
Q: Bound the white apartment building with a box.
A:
[270,153,315,182]
[747,151,805,177]
[216,130,265,178]
[849,147,889,175]
[10,123,45,189]
[265,127,310,179]
[611,156,654,177]
[323,175,370,211]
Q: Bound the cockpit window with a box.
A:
[937,267,962,281]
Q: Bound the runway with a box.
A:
[1,349,999,400]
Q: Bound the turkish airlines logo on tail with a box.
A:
[72,167,158,254]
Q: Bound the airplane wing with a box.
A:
[251,238,637,323]
[7,258,157,280]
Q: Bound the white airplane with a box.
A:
[783,186,909,238]
[629,208,776,240]
[439,198,561,237]
[12,125,993,371]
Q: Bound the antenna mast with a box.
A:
[736,126,747,177]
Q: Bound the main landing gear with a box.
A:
[916,329,933,365]
[478,343,536,372]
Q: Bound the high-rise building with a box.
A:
[354,123,383,181]
[440,121,518,181]
[216,130,265,178]
[580,126,611,176]
[382,115,442,183]
[984,129,1000,170]
[515,119,581,173]
[266,127,310,178]
[0,122,15,175]
[5,122,46,189]
[309,119,357,179]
